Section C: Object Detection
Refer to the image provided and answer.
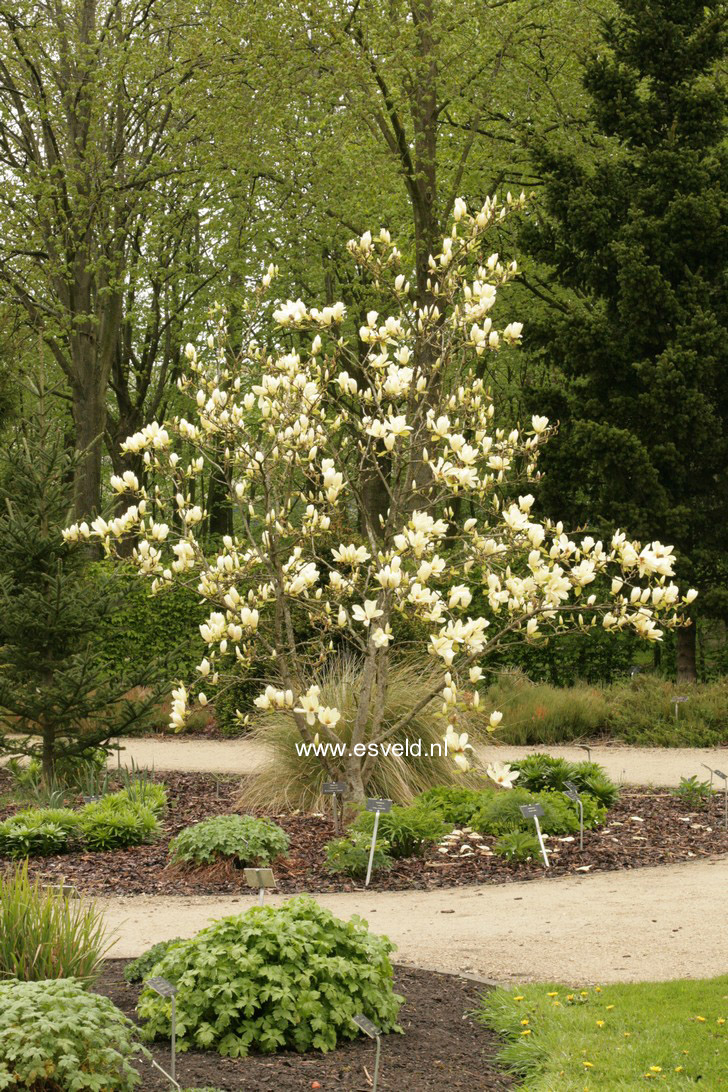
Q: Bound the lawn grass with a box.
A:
[478,976,728,1089]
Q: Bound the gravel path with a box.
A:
[98,856,728,984]
[110,736,727,787]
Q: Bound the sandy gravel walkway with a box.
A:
[110,737,727,787]
[97,857,728,985]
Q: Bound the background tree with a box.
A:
[521,0,728,680]
[0,0,216,518]
[0,388,162,782]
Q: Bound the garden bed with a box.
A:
[94,960,514,1091]
[3,771,727,895]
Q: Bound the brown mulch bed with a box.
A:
[94,960,514,1091]
[2,770,727,896]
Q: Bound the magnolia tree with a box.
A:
[65,194,696,801]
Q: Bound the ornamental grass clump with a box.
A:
[0,860,110,982]
[168,814,289,872]
[138,896,404,1055]
[0,979,146,1090]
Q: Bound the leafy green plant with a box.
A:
[0,860,110,982]
[673,775,714,808]
[415,785,494,826]
[168,814,289,868]
[510,754,619,809]
[81,797,161,851]
[492,831,541,861]
[138,896,404,1055]
[124,937,185,983]
[0,807,82,858]
[351,803,450,859]
[324,831,393,877]
[0,979,146,1090]
[472,788,604,838]
[113,780,168,816]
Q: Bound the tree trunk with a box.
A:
[676,624,697,683]
[71,375,107,521]
[41,723,55,785]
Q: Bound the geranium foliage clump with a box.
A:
[65,194,696,799]
[168,814,289,868]
[138,896,403,1055]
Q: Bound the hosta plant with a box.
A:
[168,814,289,869]
[0,979,146,1090]
[138,896,404,1055]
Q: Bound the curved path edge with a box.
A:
[97,856,728,985]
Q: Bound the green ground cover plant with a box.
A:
[471,788,605,838]
[80,794,162,851]
[509,754,619,808]
[0,807,83,858]
[0,979,146,1090]
[0,861,109,982]
[479,977,728,1089]
[351,803,450,858]
[138,897,404,1056]
[124,937,186,984]
[168,814,289,868]
[324,830,393,877]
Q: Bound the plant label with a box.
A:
[519,804,549,867]
[322,781,347,794]
[353,1013,381,1039]
[147,976,177,998]
[366,798,393,813]
[714,770,727,780]
[563,782,584,849]
[244,866,276,905]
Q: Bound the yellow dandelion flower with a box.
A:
[583,1061,594,1069]
[606,1004,615,1011]
[595,986,602,992]
[581,990,589,997]
[624,1032,632,1038]
[595,1020,604,1027]
[695,1016,706,1023]
[547,991,558,997]
[717,1018,725,1026]
[675,1066,684,1073]
[513,995,524,1002]
[520,1029,532,1036]
[521,1018,529,1026]
[650,1067,662,1073]
[567,994,575,1002]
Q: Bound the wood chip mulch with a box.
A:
[94,960,514,1091]
[2,769,727,896]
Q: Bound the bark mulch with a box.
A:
[94,959,514,1091]
[3,771,728,895]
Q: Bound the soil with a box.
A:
[6,770,727,897]
[93,960,514,1091]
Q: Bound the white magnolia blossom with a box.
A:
[64,194,696,787]
[486,761,520,789]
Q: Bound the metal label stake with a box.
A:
[244,867,276,906]
[353,1014,382,1092]
[147,977,178,1087]
[564,780,584,851]
[519,803,549,867]
[714,769,728,831]
[365,799,392,887]
[322,781,347,834]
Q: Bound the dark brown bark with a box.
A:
[676,624,697,683]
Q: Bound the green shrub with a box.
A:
[492,831,541,861]
[0,861,110,982]
[485,673,610,745]
[472,788,604,838]
[0,979,146,1090]
[351,803,450,858]
[415,785,494,826]
[0,807,82,858]
[324,831,393,877]
[510,753,619,808]
[81,797,161,851]
[138,896,404,1055]
[605,676,728,746]
[124,937,186,983]
[168,814,289,868]
[673,775,714,808]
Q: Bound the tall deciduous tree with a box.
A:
[0,0,213,518]
[521,0,728,680]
